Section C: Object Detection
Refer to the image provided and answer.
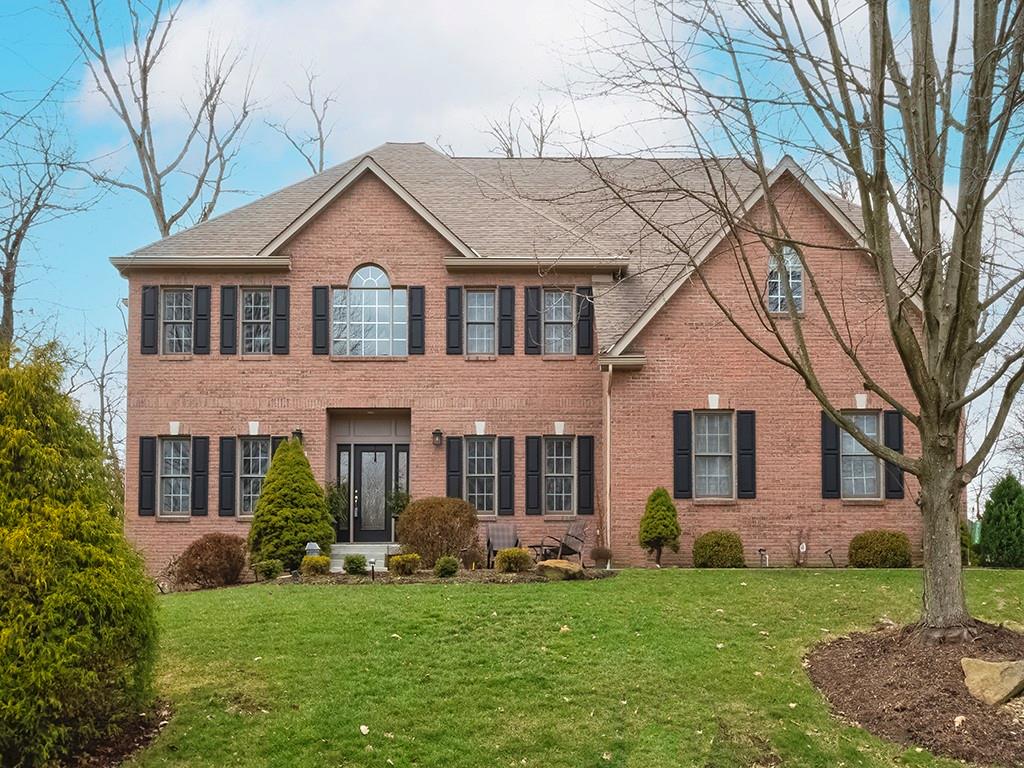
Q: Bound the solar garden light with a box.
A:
[369,558,376,581]
[305,541,321,558]
[825,548,837,568]
[758,548,768,568]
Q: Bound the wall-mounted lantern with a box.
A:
[432,429,443,447]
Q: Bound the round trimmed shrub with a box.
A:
[495,547,534,573]
[434,555,460,578]
[692,530,746,568]
[395,496,478,567]
[300,555,331,577]
[168,533,247,588]
[248,438,334,571]
[252,559,284,581]
[344,554,368,575]
[0,501,158,766]
[389,553,421,576]
[848,530,912,568]
[638,487,681,565]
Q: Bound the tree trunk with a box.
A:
[918,437,970,630]
[1,268,14,358]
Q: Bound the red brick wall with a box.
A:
[125,173,604,573]
[124,170,920,573]
[607,177,921,567]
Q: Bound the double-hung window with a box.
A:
[162,288,193,353]
[241,289,272,354]
[840,412,881,499]
[767,247,804,313]
[543,289,573,354]
[544,436,574,513]
[466,289,496,355]
[159,437,191,517]
[465,436,496,513]
[694,412,734,498]
[239,437,271,516]
[331,265,408,356]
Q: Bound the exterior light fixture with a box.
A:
[369,558,376,581]
[305,541,321,558]
[292,428,304,443]
[432,429,443,446]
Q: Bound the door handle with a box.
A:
[353,489,360,518]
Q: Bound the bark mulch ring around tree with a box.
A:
[806,622,1024,767]
[300,568,617,586]
[66,701,172,767]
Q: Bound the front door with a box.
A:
[352,444,392,542]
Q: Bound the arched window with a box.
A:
[767,247,803,313]
[332,265,408,356]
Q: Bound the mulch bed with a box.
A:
[301,567,617,586]
[806,622,1024,767]
[66,701,172,767]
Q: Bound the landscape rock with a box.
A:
[536,559,584,581]
[961,657,1024,706]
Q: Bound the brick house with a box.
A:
[113,142,920,573]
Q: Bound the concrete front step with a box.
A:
[330,543,398,573]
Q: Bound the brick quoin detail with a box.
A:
[123,172,920,573]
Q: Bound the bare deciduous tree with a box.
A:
[268,67,338,174]
[485,98,563,158]
[57,0,254,237]
[0,97,88,359]
[580,0,1024,633]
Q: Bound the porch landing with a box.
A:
[330,543,399,573]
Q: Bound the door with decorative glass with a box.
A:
[352,444,392,542]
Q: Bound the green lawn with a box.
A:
[134,569,1024,768]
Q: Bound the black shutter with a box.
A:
[446,287,462,355]
[138,436,156,515]
[884,410,905,499]
[737,411,756,499]
[272,286,290,355]
[672,411,692,499]
[220,286,237,354]
[408,286,425,355]
[577,435,595,514]
[312,286,330,355]
[524,287,541,355]
[821,412,841,499]
[193,286,211,354]
[498,436,515,514]
[271,435,287,460]
[526,436,542,514]
[141,286,159,354]
[191,436,209,516]
[576,287,594,355]
[446,436,463,498]
[218,437,236,516]
[498,286,515,355]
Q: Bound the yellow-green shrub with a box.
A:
[693,530,745,568]
[389,553,421,575]
[300,555,331,576]
[495,547,534,573]
[434,555,460,577]
[0,502,158,766]
[848,530,912,568]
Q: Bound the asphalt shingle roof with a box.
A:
[125,142,914,352]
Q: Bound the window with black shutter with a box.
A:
[672,411,693,499]
[220,286,237,354]
[218,437,236,516]
[446,287,463,355]
[272,286,290,354]
[446,436,463,497]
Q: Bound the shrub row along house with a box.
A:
[113,142,920,571]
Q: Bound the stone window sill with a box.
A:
[155,515,191,522]
[541,354,576,361]
[544,514,576,522]
[329,356,409,362]
[240,354,272,361]
[157,354,193,361]
[842,498,885,507]
[465,354,497,362]
[692,498,738,506]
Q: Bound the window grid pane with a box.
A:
[544,437,574,513]
[694,412,733,498]
[331,278,408,357]
[466,290,496,354]
[543,290,573,354]
[162,289,193,354]
[160,438,191,516]
[465,437,496,512]
[767,249,804,313]
[241,289,272,354]
[239,438,271,515]
[840,412,880,498]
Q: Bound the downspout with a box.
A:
[603,364,613,549]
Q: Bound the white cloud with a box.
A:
[73,0,645,157]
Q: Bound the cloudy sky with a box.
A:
[2,0,635,341]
